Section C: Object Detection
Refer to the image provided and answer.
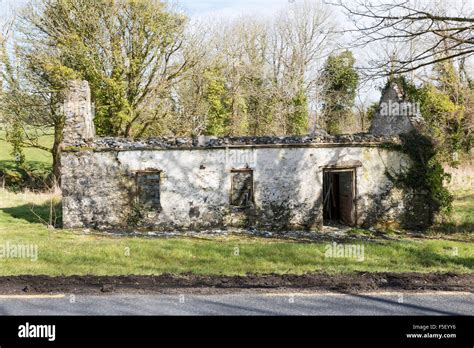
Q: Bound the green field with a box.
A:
[0,129,53,164]
[434,189,474,234]
[0,130,472,276]
[0,129,54,189]
[0,189,472,276]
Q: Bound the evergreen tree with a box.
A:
[287,87,308,135]
[320,51,358,134]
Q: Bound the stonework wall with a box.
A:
[60,79,410,231]
[62,80,95,146]
[61,144,409,230]
[62,151,133,228]
[370,82,422,136]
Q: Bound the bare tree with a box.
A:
[332,0,474,76]
[132,1,340,137]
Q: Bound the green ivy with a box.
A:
[288,87,309,135]
[321,50,359,134]
[380,75,471,227]
[388,131,453,228]
[204,67,232,136]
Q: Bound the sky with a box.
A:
[0,0,292,20]
[8,0,471,103]
[0,0,379,103]
[176,0,290,18]
[0,0,27,20]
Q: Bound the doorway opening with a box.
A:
[323,169,356,226]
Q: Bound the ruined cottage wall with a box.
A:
[370,82,420,136]
[60,79,410,231]
[61,145,408,230]
[62,80,95,146]
[61,151,133,228]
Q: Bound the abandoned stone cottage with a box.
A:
[61,80,421,231]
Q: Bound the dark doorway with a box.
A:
[323,169,356,226]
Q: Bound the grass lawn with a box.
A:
[430,189,474,235]
[0,129,53,164]
[0,130,53,189]
[0,189,472,276]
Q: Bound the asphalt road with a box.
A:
[0,292,472,315]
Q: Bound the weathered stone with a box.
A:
[370,81,424,136]
[60,80,415,231]
[61,144,410,230]
[61,80,95,147]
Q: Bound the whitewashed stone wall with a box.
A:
[61,144,409,230]
[60,80,410,231]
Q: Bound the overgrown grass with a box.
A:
[454,190,474,221]
[0,189,472,276]
[421,189,474,241]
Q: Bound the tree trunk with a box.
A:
[51,116,64,186]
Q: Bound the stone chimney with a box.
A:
[62,80,95,146]
[370,81,423,136]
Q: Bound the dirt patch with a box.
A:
[0,272,472,295]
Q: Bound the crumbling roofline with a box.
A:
[62,141,401,153]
